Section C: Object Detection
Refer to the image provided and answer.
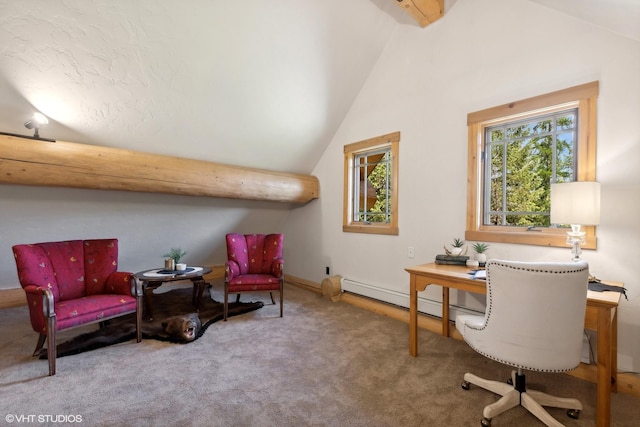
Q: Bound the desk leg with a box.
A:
[596,306,613,427]
[442,287,450,337]
[409,275,418,357]
[612,308,618,393]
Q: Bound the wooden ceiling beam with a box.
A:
[394,0,444,27]
[0,134,319,204]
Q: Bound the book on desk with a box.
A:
[435,254,469,265]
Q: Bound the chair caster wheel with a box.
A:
[567,409,580,419]
[481,417,491,427]
[461,381,470,390]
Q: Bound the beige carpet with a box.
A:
[0,283,638,426]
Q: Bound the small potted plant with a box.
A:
[449,238,465,256]
[163,248,187,267]
[472,242,489,263]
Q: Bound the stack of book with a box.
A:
[435,254,469,265]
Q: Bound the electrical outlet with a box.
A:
[408,246,415,258]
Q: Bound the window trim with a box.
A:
[465,81,598,248]
[343,132,399,235]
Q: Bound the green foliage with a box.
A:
[472,242,489,253]
[163,248,187,263]
[361,152,392,223]
[487,112,575,227]
[452,238,464,248]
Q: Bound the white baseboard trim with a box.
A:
[341,278,483,319]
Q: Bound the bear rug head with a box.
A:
[162,313,202,343]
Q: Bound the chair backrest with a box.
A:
[226,233,283,275]
[466,259,589,372]
[12,239,119,301]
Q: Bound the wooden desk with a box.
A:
[406,262,622,427]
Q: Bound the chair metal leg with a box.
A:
[224,284,229,321]
[269,292,275,305]
[279,280,284,317]
[46,315,56,376]
[33,334,46,357]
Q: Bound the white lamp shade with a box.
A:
[550,181,601,225]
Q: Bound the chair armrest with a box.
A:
[23,284,55,318]
[225,260,240,282]
[271,259,284,279]
[130,276,143,298]
[106,272,136,296]
[42,288,54,318]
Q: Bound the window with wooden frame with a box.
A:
[343,132,399,235]
[466,81,599,248]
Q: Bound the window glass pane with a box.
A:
[556,132,575,182]
[353,150,392,223]
[505,138,545,226]
[490,128,504,142]
[557,113,575,130]
[533,118,553,135]
[484,108,577,228]
[488,142,504,225]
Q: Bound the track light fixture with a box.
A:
[24,112,49,138]
[0,112,56,142]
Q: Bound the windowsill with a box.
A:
[465,228,596,249]
[343,224,399,235]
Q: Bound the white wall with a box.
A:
[282,0,640,372]
[0,184,293,286]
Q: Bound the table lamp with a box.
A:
[550,181,601,261]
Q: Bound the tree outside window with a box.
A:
[485,109,577,227]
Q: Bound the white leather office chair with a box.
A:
[456,259,589,427]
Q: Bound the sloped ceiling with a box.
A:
[0,0,406,175]
[0,0,638,177]
[529,0,640,42]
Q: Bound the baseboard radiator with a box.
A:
[340,277,483,319]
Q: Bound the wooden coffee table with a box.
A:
[135,266,212,321]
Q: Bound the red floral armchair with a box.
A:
[12,239,142,376]
[224,233,284,320]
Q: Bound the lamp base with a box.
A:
[567,224,586,262]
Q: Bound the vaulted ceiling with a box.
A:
[1,0,638,176]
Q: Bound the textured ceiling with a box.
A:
[0,0,637,175]
[0,0,405,174]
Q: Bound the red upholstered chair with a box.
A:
[224,233,284,320]
[12,239,142,376]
